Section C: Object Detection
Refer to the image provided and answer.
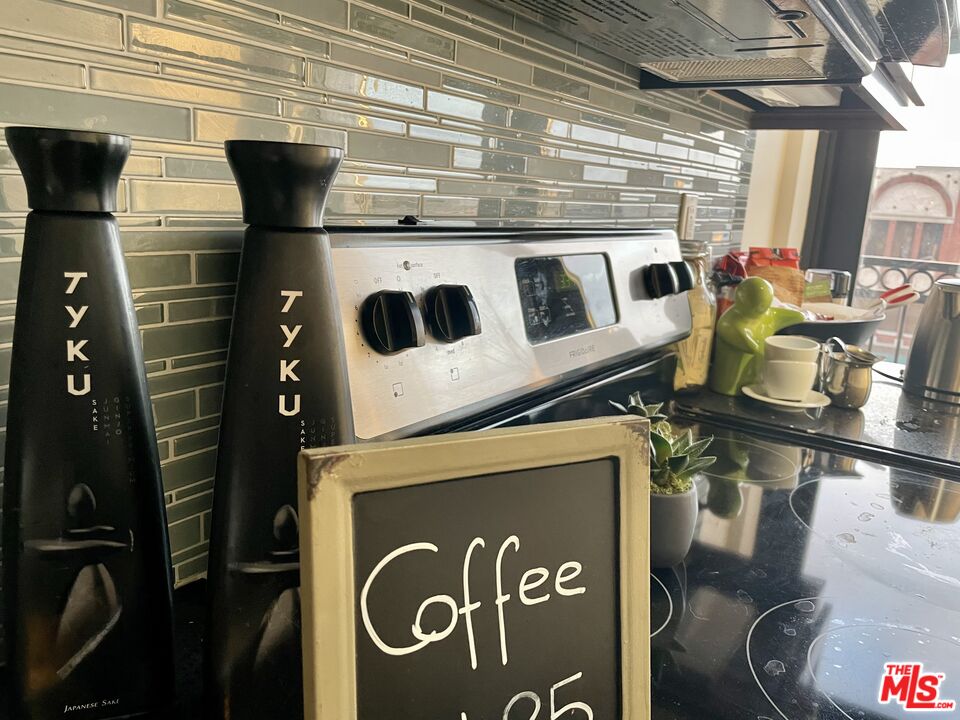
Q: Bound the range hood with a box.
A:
[483,0,956,130]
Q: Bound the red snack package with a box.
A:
[747,247,800,270]
[716,250,749,279]
[746,247,804,306]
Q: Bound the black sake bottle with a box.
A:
[205,141,355,720]
[2,127,174,719]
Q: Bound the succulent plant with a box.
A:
[610,392,716,495]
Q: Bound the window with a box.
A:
[854,56,960,362]
[919,223,945,260]
[864,220,889,256]
[890,221,918,258]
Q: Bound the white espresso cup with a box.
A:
[763,359,819,402]
[765,335,821,363]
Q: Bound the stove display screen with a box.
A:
[515,254,617,344]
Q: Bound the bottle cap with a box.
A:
[4,126,129,213]
[225,140,343,229]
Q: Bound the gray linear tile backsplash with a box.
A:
[0,0,755,647]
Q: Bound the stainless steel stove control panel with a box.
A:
[330,229,692,440]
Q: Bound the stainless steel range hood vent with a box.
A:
[482,0,956,130]
[645,57,824,83]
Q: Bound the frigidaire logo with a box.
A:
[879,663,955,711]
[279,289,302,417]
[64,271,91,396]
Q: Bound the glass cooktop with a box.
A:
[652,424,960,719]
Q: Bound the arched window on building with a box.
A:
[867,175,954,260]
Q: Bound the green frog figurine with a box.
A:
[709,276,805,395]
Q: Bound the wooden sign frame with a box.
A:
[297,416,651,720]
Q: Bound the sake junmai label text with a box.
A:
[879,663,955,711]
[65,271,91,397]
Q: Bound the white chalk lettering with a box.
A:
[361,542,444,656]
[503,691,541,720]
[360,535,588,671]
[495,535,519,666]
[555,562,585,597]
[460,671,592,720]
[460,537,484,670]
[411,595,458,643]
[518,567,551,606]
[550,672,592,719]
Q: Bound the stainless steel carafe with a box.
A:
[904,278,960,404]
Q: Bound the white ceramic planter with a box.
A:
[650,481,699,568]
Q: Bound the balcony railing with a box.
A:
[854,254,958,362]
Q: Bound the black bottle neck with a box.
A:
[5,126,129,213]
[226,139,343,229]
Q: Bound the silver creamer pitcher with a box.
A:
[823,349,875,409]
[904,278,960,404]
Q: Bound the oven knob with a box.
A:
[360,290,425,354]
[642,263,679,299]
[426,284,482,342]
[670,260,696,292]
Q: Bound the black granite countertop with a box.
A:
[675,363,960,479]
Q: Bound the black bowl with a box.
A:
[778,315,884,346]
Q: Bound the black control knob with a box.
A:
[642,263,679,299]
[361,290,425,354]
[670,260,696,293]
[426,284,481,342]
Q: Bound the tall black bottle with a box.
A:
[2,127,174,719]
[205,141,355,720]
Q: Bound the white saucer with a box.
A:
[742,385,831,410]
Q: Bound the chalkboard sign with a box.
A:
[298,417,650,720]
